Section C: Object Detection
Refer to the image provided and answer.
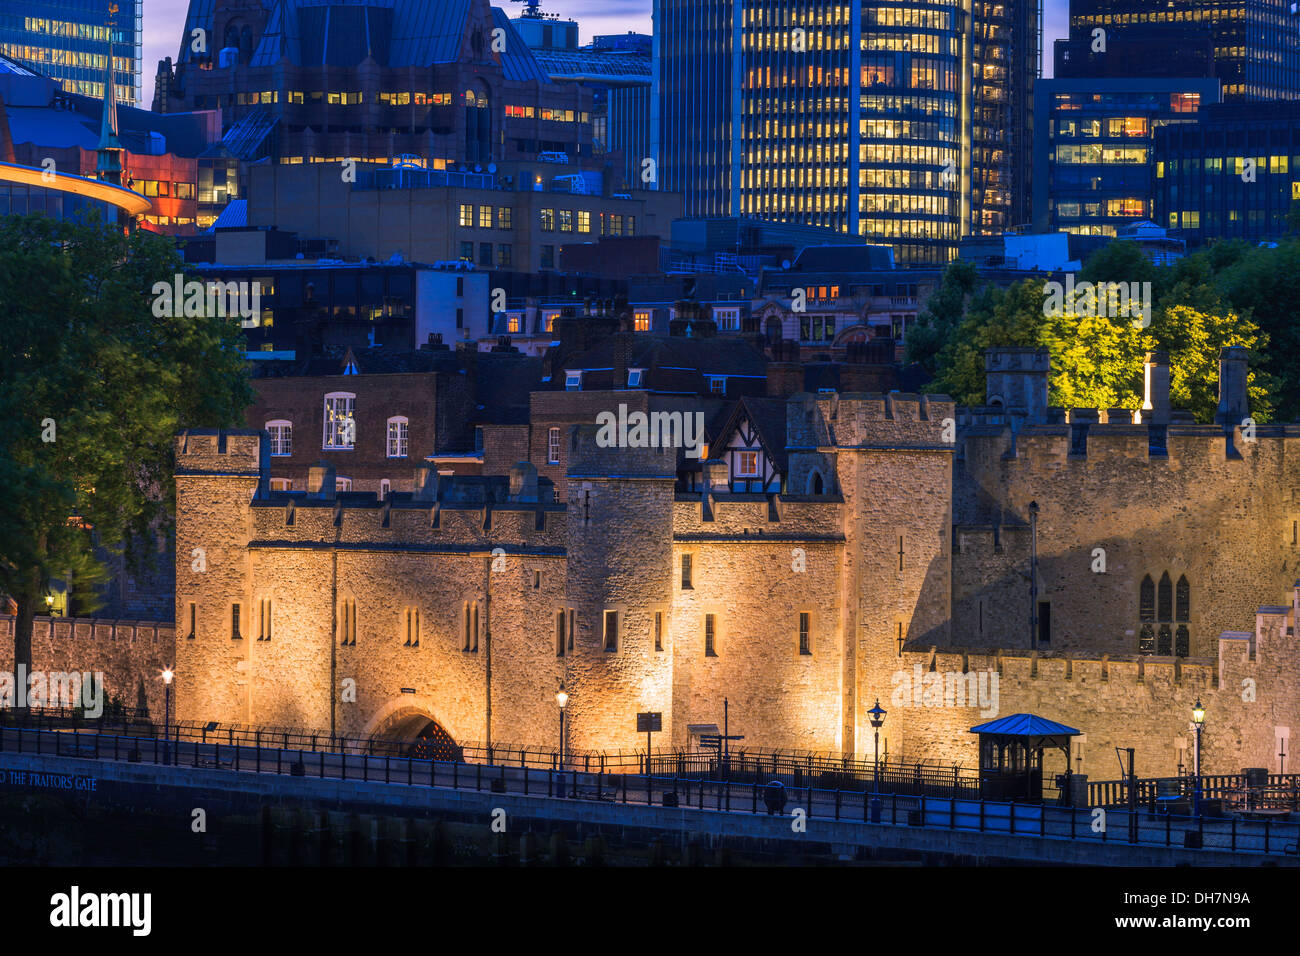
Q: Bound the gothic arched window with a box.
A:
[1157,572,1173,623]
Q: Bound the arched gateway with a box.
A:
[367,706,463,762]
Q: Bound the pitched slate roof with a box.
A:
[560,335,767,394]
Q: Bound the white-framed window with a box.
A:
[323,392,356,449]
[543,309,561,331]
[565,371,582,391]
[714,307,741,331]
[266,420,292,456]
[269,477,292,492]
[335,476,352,491]
[737,450,760,477]
[379,479,391,500]
[709,376,726,395]
[386,416,409,458]
[548,427,561,463]
[626,368,644,388]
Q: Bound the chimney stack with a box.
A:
[307,462,336,500]
[1215,346,1250,427]
[509,461,539,502]
[412,466,440,502]
[1139,350,1171,425]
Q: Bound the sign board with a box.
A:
[637,712,662,733]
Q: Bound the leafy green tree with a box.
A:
[1152,304,1273,422]
[1040,311,1153,412]
[905,258,981,376]
[1209,239,1300,421]
[0,213,252,694]
[928,278,1047,404]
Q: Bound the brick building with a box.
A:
[247,343,539,495]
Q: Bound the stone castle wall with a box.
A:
[952,420,1300,659]
[0,616,176,717]
[137,385,1300,779]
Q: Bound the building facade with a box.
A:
[0,0,141,106]
[1032,77,1220,237]
[167,347,1300,779]
[156,0,602,184]
[1154,99,1300,246]
[653,0,1040,264]
[1060,0,1300,101]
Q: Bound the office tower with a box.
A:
[0,0,141,106]
[1059,0,1300,100]
[156,0,596,173]
[1154,99,1300,245]
[1033,77,1219,236]
[654,0,1040,265]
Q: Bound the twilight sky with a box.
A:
[140,0,1069,107]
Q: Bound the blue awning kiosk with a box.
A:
[970,714,1081,804]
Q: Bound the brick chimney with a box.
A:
[766,339,804,397]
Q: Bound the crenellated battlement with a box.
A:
[175,429,266,476]
[786,391,957,449]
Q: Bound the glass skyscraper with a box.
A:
[1062,0,1300,101]
[653,0,1040,265]
[0,0,141,107]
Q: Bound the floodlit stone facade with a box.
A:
[162,348,1300,779]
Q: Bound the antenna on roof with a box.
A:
[511,0,544,18]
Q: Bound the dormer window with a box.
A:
[626,368,644,388]
[343,359,359,375]
[565,371,583,391]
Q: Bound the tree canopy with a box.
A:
[0,213,252,674]
[908,239,1282,421]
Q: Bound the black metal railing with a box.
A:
[1089,773,1300,812]
[2,723,1296,859]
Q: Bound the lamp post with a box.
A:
[555,687,568,770]
[1191,698,1206,816]
[868,699,887,794]
[161,667,174,766]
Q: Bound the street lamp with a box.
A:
[868,699,887,794]
[161,667,174,766]
[1191,698,1206,815]
[555,687,568,770]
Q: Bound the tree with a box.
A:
[0,213,252,699]
[928,278,1047,405]
[1151,304,1273,423]
[1039,310,1153,412]
[1209,239,1300,421]
[905,259,982,376]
